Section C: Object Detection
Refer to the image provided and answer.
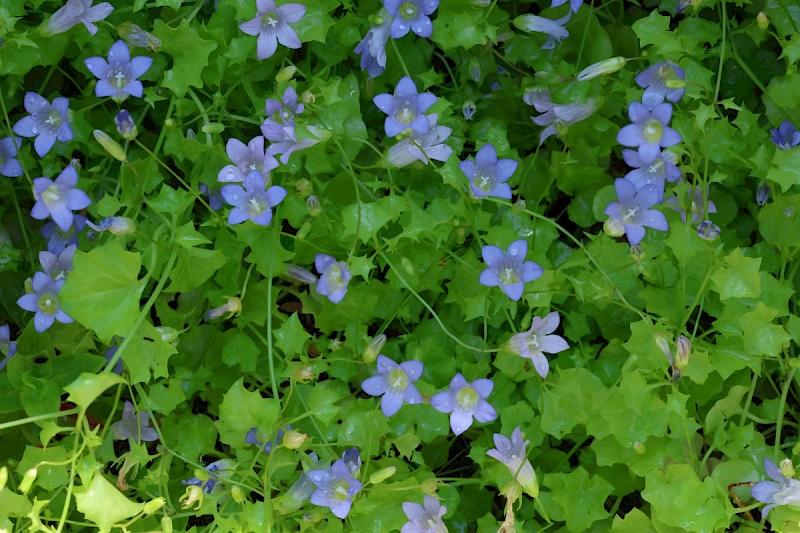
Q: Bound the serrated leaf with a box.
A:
[152,19,217,97]
[221,332,260,372]
[75,473,145,533]
[710,248,761,300]
[274,313,311,358]
[215,379,280,447]
[64,372,124,411]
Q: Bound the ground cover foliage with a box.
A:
[0,0,799,531]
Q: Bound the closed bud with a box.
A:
[180,485,204,510]
[513,199,527,213]
[143,497,165,515]
[757,183,770,206]
[205,296,241,321]
[295,221,312,240]
[675,335,691,369]
[115,110,138,140]
[231,485,246,504]
[161,516,173,533]
[286,264,317,284]
[576,57,627,81]
[697,220,720,241]
[329,339,343,351]
[367,14,384,25]
[306,195,322,217]
[369,466,396,484]
[276,66,297,83]
[629,244,645,262]
[186,128,196,140]
[363,334,387,363]
[292,365,315,383]
[282,429,309,449]
[164,118,176,128]
[93,130,127,162]
[295,177,313,197]
[0,466,7,491]
[654,333,673,364]
[301,90,316,104]
[455,227,466,245]
[201,122,225,135]
[420,478,439,495]
[468,58,481,82]
[118,22,162,51]
[757,12,769,30]
[634,441,646,454]
[24,276,33,294]
[402,257,414,276]
[19,468,37,494]
[780,458,796,478]
[604,217,625,238]
[462,101,476,121]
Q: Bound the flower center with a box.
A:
[41,184,62,207]
[642,119,663,144]
[388,368,409,392]
[475,169,495,192]
[657,65,675,82]
[395,101,416,125]
[247,196,265,216]
[110,63,128,89]
[456,386,479,410]
[647,159,664,174]
[38,291,59,315]
[622,207,639,223]
[332,480,350,501]
[526,333,540,352]
[262,12,279,27]
[399,1,419,20]
[44,110,62,128]
[499,266,519,285]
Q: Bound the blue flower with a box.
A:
[373,76,437,137]
[239,0,306,60]
[354,12,393,77]
[617,102,681,165]
[551,0,582,12]
[115,110,138,139]
[459,144,516,199]
[635,62,686,108]
[479,240,543,301]
[770,120,800,150]
[13,92,73,158]
[261,87,304,141]
[487,427,539,498]
[665,188,716,224]
[401,495,447,533]
[246,426,290,453]
[697,220,720,241]
[31,165,92,233]
[39,244,76,281]
[529,94,596,145]
[85,40,153,103]
[309,451,363,519]
[220,170,286,226]
[622,148,681,202]
[0,137,23,177]
[218,136,278,183]
[752,458,800,517]
[604,178,668,245]
[508,311,569,379]
[42,214,87,254]
[315,254,351,304]
[182,459,232,494]
[17,272,73,333]
[386,114,452,167]
[430,373,497,436]
[0,324,17,371]
[112,400,159,442]
[361,354,423,417]
[384,0,440,39]
[513,13,571,49]
[45,0,113,36]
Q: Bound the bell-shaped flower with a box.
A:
[84,40,153,102]
[530,97,596,145]
[508,311,569,379]
[355,12,393,77]
[384,0,440,39]
[239,0,306,60]
[0,137,23,177]
[617,101,681,165]
[39,244,76,282]
[361,355,423,417]
[31,165,92,233]
[752,457,800,517]
[218,136,278,183]
[479,240,543,301]
[112,400,159,442]
[487,427,539,498]
[44,0,113,36]
[0,324,17,371]
[309,453,363,519]
[635,62,686,108]
[386,114,452,167]
[17,272,72,333]
[459,144,516,199]
[262,87,304,141]
[374,76,437,137]
[430,373,497,436]
[13,92,73,158]
[665,188,716,224]
[622,148,681,202]
[604,178,668,245]
[401,495,448,533]
[770,120,800,150]
[513,13,571,49]
[220,170,286,226]
[315,254,352,304]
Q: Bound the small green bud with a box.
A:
[369,466,396,485]
[603,217,625,238]
[420,478,439,495]
[19,468,37,494]
[231,485,246,504]
[306,195,322,217]
[363,334,387,363]
[0,466,7,491]
[295,177,313,197]
[161,516,173,533]
[164,118,176,128]
[93,130,127,162]
[143,497,166,515]
[665,79,686,89]
[301,90,315,104]
[295,221,312,240]
[576,57,628,81]
[629,244,645,262]
[780,459,796,477]
[282,429,309,449]
[275,66,297,83]
[654,333,673,364]
[401,257,414,276]
[201,122,225,135]
[634,441,646,454]
[757,12,769,30]
[675,335,691,369]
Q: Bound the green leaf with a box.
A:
[541,368,609,438]
[710,248,761,300]
[758,194,800,251]
[60,243,145,344]
[124,320,177,384]
[766,147,800,192]
[17,446,69,491]
[631,11,682,55]
[274,313,311,358]
[216,379,280,447]
[545,467,614,532]
[291,0,337,43]
[738,302,791,357]
[341,196,404,242]
[152,19,217,97]
[168,247,227,292]
[221,332,260,372]
[63,372,124,411]
[75,473,145,533]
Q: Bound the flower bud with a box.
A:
[186,128,196,140]
[402,257,414,276]
[757,12,769,30]
[576,57,627,81]
[118,22,162,51]
[306,195,322,217]
[654,333,673,364]
[629,244,645,262]
[286,265,317,284]
[780,458,796,478]
[143,496,166,515]
[115,110,138,140]
[363,334,386,363]
[292,365,315,383]
[295,178,313,197]
[24,276,33,294]
[165,118,176,128]
[19,468,37,494]
[468,58,481,82]
[231,485,246,504]
[603,217,625,238]
[455,227,466,245]
[368,14,384,25]
[675,335,691,369]
[295,221,312,240]
[512,199,527,213]
[275,66,297,83]
[283,429,309,449]
[205,296,242,321]
[697,220,720,241]
[369,466,396,484]
[104,217,135,236]
[634,441,646,454]
[301,90,316,104]
[329,339,343,351]
[0,466,7,491]
[462,101,476,121]
[201,122,225,135]
[93,130,127,162]
[180,485,204,510]
[161,516,173,533]
[420,477,439,495]
[757,183,770,206]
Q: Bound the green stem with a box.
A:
[0,408,79,431]
[774,368,797,456]
[266,222,280,401]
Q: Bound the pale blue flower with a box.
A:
[218,136,278,183]
[239,0,306,60]
[361,354,423,417]
[0,324,17,371]
[752,458,800,517]
[386,114,452,167]
[622,148,681,201]
[636,62,685,108]
[487,427,539,498]
[112,400,159,442]
[262,87,304,141]
[84,40,153,102]
[384,0,439,39]
[0,137,23,177]
[220,170,286,226]
[309,451,363,519]
[42,214,87,254]
[551,0,582,12]
[39,244,76,281]
[17,272,72,333]
[604,178,668,245]
[530,96,596,145]
[115,110,137,139]
[459,144,516,199]
[617,102,681,165]
[31,165,92,232]
[430,373,497,436]
[479,240,543,301]
[373,76,437,137]
[13,92,73,158]
[508,311,569,379]
[355,12,393,77]
[315,254,351,304]
[401,495,448,533]
[45,0,113,36]
[771,120,800,150]
[514,13,571,49]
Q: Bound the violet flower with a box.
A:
[622,148,681,201]
[0,137,23,177]
[617,101,681,165]
[354,12,393,77]
[752,458,800,517]
[604,178,668,245]
[218,136,278,183]
[182,459,232,494]
[315,254,351,304]
[697,220,720,241]
[220,170,286,226]
[42,214,87,254]
[265,125,322,165]
[17,272,72,333]
[246,426,290,453]
[530,97,596,145]
[770,120,800,150]
[373,76,437,137]
[115,110,138,139]
[0,324,17,371]
[309,453,363,519]
[44,0,113,36]
[430,373,497,436]
[112,400,159,442]
[13,92,73,158]
[39,244,76,281]
[513,13,571,49]
[385,114,452,167]
[361,354,423,417]
[479,240,543,302]
[239,0,306,60]
[487,427,539,498]
[508,311,569,379]
[665,188,716,224]
[551,0,582,12]
[459,143,516,199]
[635,62,686,108]
[384,0,440,39]
[262,87,304,141]
[84,40,153,103]
[31,165,92,233]
[401,495,448,533]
